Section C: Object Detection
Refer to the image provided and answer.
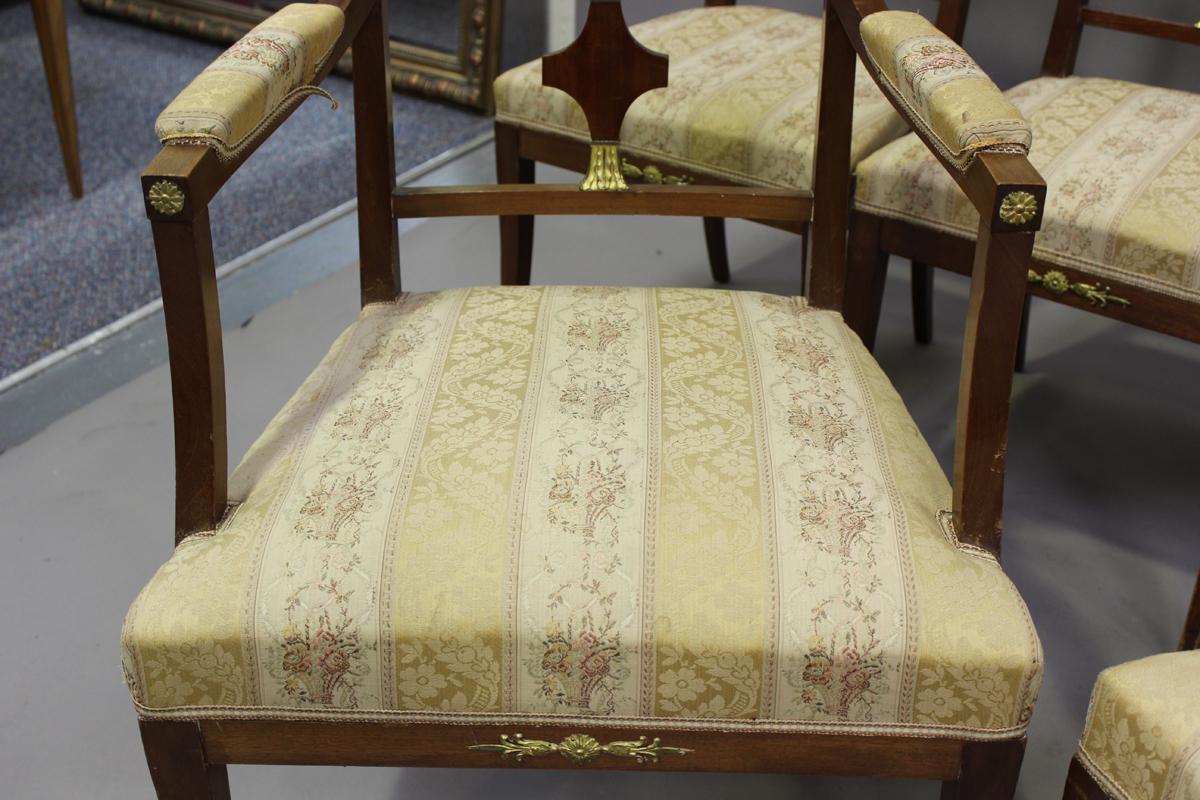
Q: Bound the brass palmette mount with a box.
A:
[581,143,629,191]
[468,732,693,765]
[1028,269,1131,308]
[620,159,694,186]
[148,180,185,216]
[999,191,1038,226]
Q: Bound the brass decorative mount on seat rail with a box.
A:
[467,732,693,765]
[1028,269,1131,308]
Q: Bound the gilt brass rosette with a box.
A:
[581,143,628,191]
[999,191,1037,226]
[1027,269,1131,308]
[468,733,692,765]
[148,180,185,216]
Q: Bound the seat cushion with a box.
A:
[123,286,1040,738]
[855,76,1200,304]
[494,6,909,190]
[1078,651,1200,800]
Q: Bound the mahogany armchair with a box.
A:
[844,0,1200,365]
[492,0,973,286]
[125,1,1047,798]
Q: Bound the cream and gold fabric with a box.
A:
[494,6,909,190]
[155,4,344,160]
[859,11,1030,169]
[856,77,1200,304]
[123,286,1041,738]
[1077,651,1200,800]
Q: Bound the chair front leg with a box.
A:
[703,217,732,283]
[140,719,231,800]
[843,208,890,351]
[942,738,1026,800]
[912,260,935,344]
[496,122,535,285]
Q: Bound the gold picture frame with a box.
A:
[79,0,505,112]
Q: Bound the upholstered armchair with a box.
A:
[123,1,1047,798]
[491,0,973,285]
[844,0,1200,363]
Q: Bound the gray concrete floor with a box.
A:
[3,154,1199,799]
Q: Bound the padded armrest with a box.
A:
[860,11,1030,170]
[155,3,345,160]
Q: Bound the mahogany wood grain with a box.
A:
[541,1,668,143]
[140,720,231,800]
[352,0,401,304]
[942,738,1027,800]
[951,219,1035,558]
[393,183,812,221]
[807,0,859,310]
[1079,7,1200,46]
[31,0,82,198]
[1062,754,1113,800]
[496,122,536,285]
[149,211,228,542]
[842,204,890,348]
[1041,0,1087,77]
[197,718,963,780]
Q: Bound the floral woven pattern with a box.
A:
[494,6,908,190]
[122,287,1041,738]
[855,76,1200,303]
[1078,651,1200,800]
[859,11,1030,169]
[155,4,344,160]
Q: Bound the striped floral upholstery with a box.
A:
[494,6,909,189]
[155,4,344,160]
[856,77,1200,303]
[859,11,1030,169]
[123,286,1041,737]
[1077,651,1200,800]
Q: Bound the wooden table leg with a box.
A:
[31,0,83,198]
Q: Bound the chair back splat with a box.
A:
[129,1,1047,798]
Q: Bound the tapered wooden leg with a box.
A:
[703,217,731,283]
[912,260,934,344]
[140,719,231,800]
[31,0,82,198]
[1062,753,1111,800]
[496,122,535,285]
[1179,565,1200,651]
[843,209,890,351]
[941,738,1026,800]
[1014,295,1032,373]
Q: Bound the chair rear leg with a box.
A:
[1179,564,1200,651]
[1062,754,1110,800]
[941,738,1026,800]
[703,217,732,283]
[912,260,934,344]
[843,209,890,351]
[140,719,231,800]
[496,123,535,285]
[1014,295,1032,373]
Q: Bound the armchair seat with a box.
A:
[1075,651,1200,800]
[495,6,907,189]
[856,77,1200,304]
[123,285,1040,738]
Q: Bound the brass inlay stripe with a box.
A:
[468,733,692,765]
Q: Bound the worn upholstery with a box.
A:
[858,11,1030,169]
[494,6,909,190]
[123,286,1041,738]
[856,77,1200,303]
[155,4,344,159]
[1077,651,1200,800]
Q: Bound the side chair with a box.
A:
[1061,566,1200,800]
[492,0,973,286]
[845,0,1200,365]
[124,1,1047,798]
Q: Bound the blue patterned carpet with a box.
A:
[0,0,493,378]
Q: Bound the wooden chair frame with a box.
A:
[494,0,974,287]
[843,0,1200,359]
[134,0,1044,797]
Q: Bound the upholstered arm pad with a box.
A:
[155,3,345,160]
[1078,651,1200,800]
[860,11,1030,169]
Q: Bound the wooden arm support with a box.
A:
[142,0,389,543]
